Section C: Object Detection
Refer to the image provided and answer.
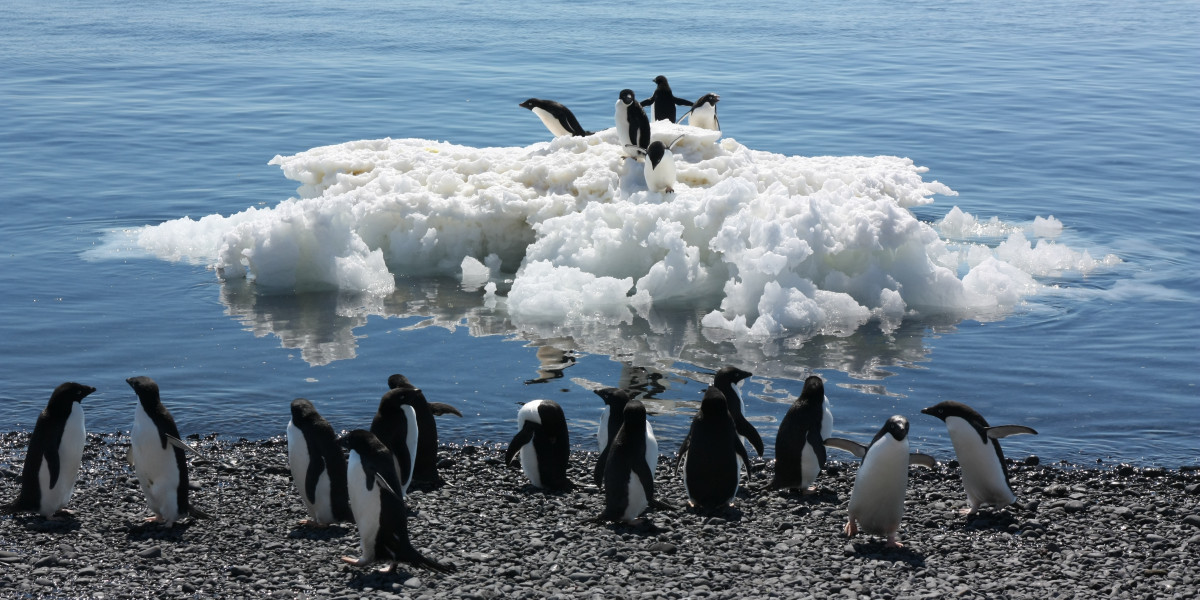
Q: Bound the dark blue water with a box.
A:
[2,0,1196,466]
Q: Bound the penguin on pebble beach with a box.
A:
[286,398,353,526]
[369,386,420,496]
[678,387,752,511]
[505,399,574,491]
[594,399,673,523]
[1,382,95,518]
[127,376,209,525]
[921,400,1037,514]
[768,375,833,494]
[386,374,462,489]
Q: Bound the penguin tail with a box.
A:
[407,549,456,574]
[188,505,213,520]
[649,499,677,513]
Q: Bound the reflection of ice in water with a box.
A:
[219,280,367,366]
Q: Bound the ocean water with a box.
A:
[1,0,1196,467]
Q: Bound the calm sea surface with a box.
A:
[2,0,1196,466]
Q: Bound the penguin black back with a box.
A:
[505,399,573,491]
[519,98,593,137]
[640,75,693,123]
[369,386,419,490]
[769,375,829,491]
[593,387,631,487]
[289,398,352,522]
[387,374,460,487]
[680,386,751,510]
[597,399,658,522]
[713,366,764,456]
[4,382,95,514]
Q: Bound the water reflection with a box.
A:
[216,275,956,394]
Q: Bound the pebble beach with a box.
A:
[2,431,1198,599]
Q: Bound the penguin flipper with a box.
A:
[504,424,535,466]
[673,95,694,107]
[736,440,753,478]
[825,437,868,458]
[593,446,611,489]
[429,403,463,418]
[987,425,1038,439]
[166,435,208,461]
[304,454,326,504]
[45,446,62,490]
[675,431,693,470]
[735,418,766,457]
[374,472,402,500]
[908,453,937,468]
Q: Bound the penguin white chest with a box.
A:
[689,103,718,130]
[287,421,334,522]
[623,473,648,522]
[644,151,676,193]
[945,417,1015,508]
[346,451,381,562]
[614,101,632,146]
[531,107,570,137]
[401,404,418,494]
[132,404,181,522]
[847,436,910,536]
[38,403,86,515]
[644,423,659,480]
[597,406,611,454]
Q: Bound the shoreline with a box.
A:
[2,432,1198,599]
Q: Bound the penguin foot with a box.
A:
[844,519,858,538]
[144,515,164,524]
[341,555,369,567]
[884,534,904,549]
[665,187,674,194]
[959,507,977,516]
[298,519,330,528]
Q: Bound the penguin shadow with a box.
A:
[686,503,746,525]
[845,541,927,566]
[11,512,82,533]
[287,522,352,541]
[346,567,424,590]
[124,519,193,541]
[960,507,1021,533]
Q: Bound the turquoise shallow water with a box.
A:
[1,0,1196,466]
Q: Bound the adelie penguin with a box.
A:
[387,374,462,489]
[678,387,752,511]
[286,398,353,526]
[681,93,720,131]
[768,375,833,494]
[342,429,455,574]
[643,135,684,194]
[369,386,420,496]
[504,399,573,491]
[519,98,593,138]
[594,387,631,488]
[713,366,764,458]
[615,88,651,157]
[640,75,693,123]
[127,376,209,525]
[594,399,673,524]
[2,382,95,518]
[826,415,936,548]
[921,400,1037,514]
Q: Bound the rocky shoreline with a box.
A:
[2,431,1198,599]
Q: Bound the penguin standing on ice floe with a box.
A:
[921,400,1037,514]
[678,387,752,510]
[681,93,720,131]
[640,75,693,123]
[713,366,764,457]
[519,98,594,138]
[2,382,95,518]
[504,399,573,491]
[826,415,936,548]
[128,376,208,525]
[387,374,462,489]
[615,89,651,157]
[643,135,683,194]
[594,387,631,488]
[342,429,455,573]
[768,375,833,493]
[287,398,353,526]
[369,387,420,496]
[594,399,673,523]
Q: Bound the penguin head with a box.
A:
[920,400,981,424]
[519,98,539,110]
[619,89,636,104]
[125,376,161,407]
[799,375,825,403]
[378,387,423,415]
[653,75,669,86]
[594,387,630,409]
[622,399,648,428]
[290,397,316,422]
[695,93,720,106]
[48,382,96,413]
[387,373,416,390]
[714,365,752,388]
[698,386,728,418]
[646,141,667,166]
[882,415,910,441]
[345,428,384,457]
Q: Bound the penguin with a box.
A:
[643,139,678,194]
[369,387,420,496]
[920,400,1037,514]
[504,399,573,491]
[2,382,95,518]
[615,88,651,157]
[286,398,353,526]
[639,75,693,123]
[387,374,462,488]
[713,366,765,457]
[677,387,752,511]
[593,387,630,488]
[595,399,672,523]
[127,376,206,525]
[519,98,594,137]
[768,375,833,493]
[682,93,720,131]
[342,429,454,574]
[826,415,936,548]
